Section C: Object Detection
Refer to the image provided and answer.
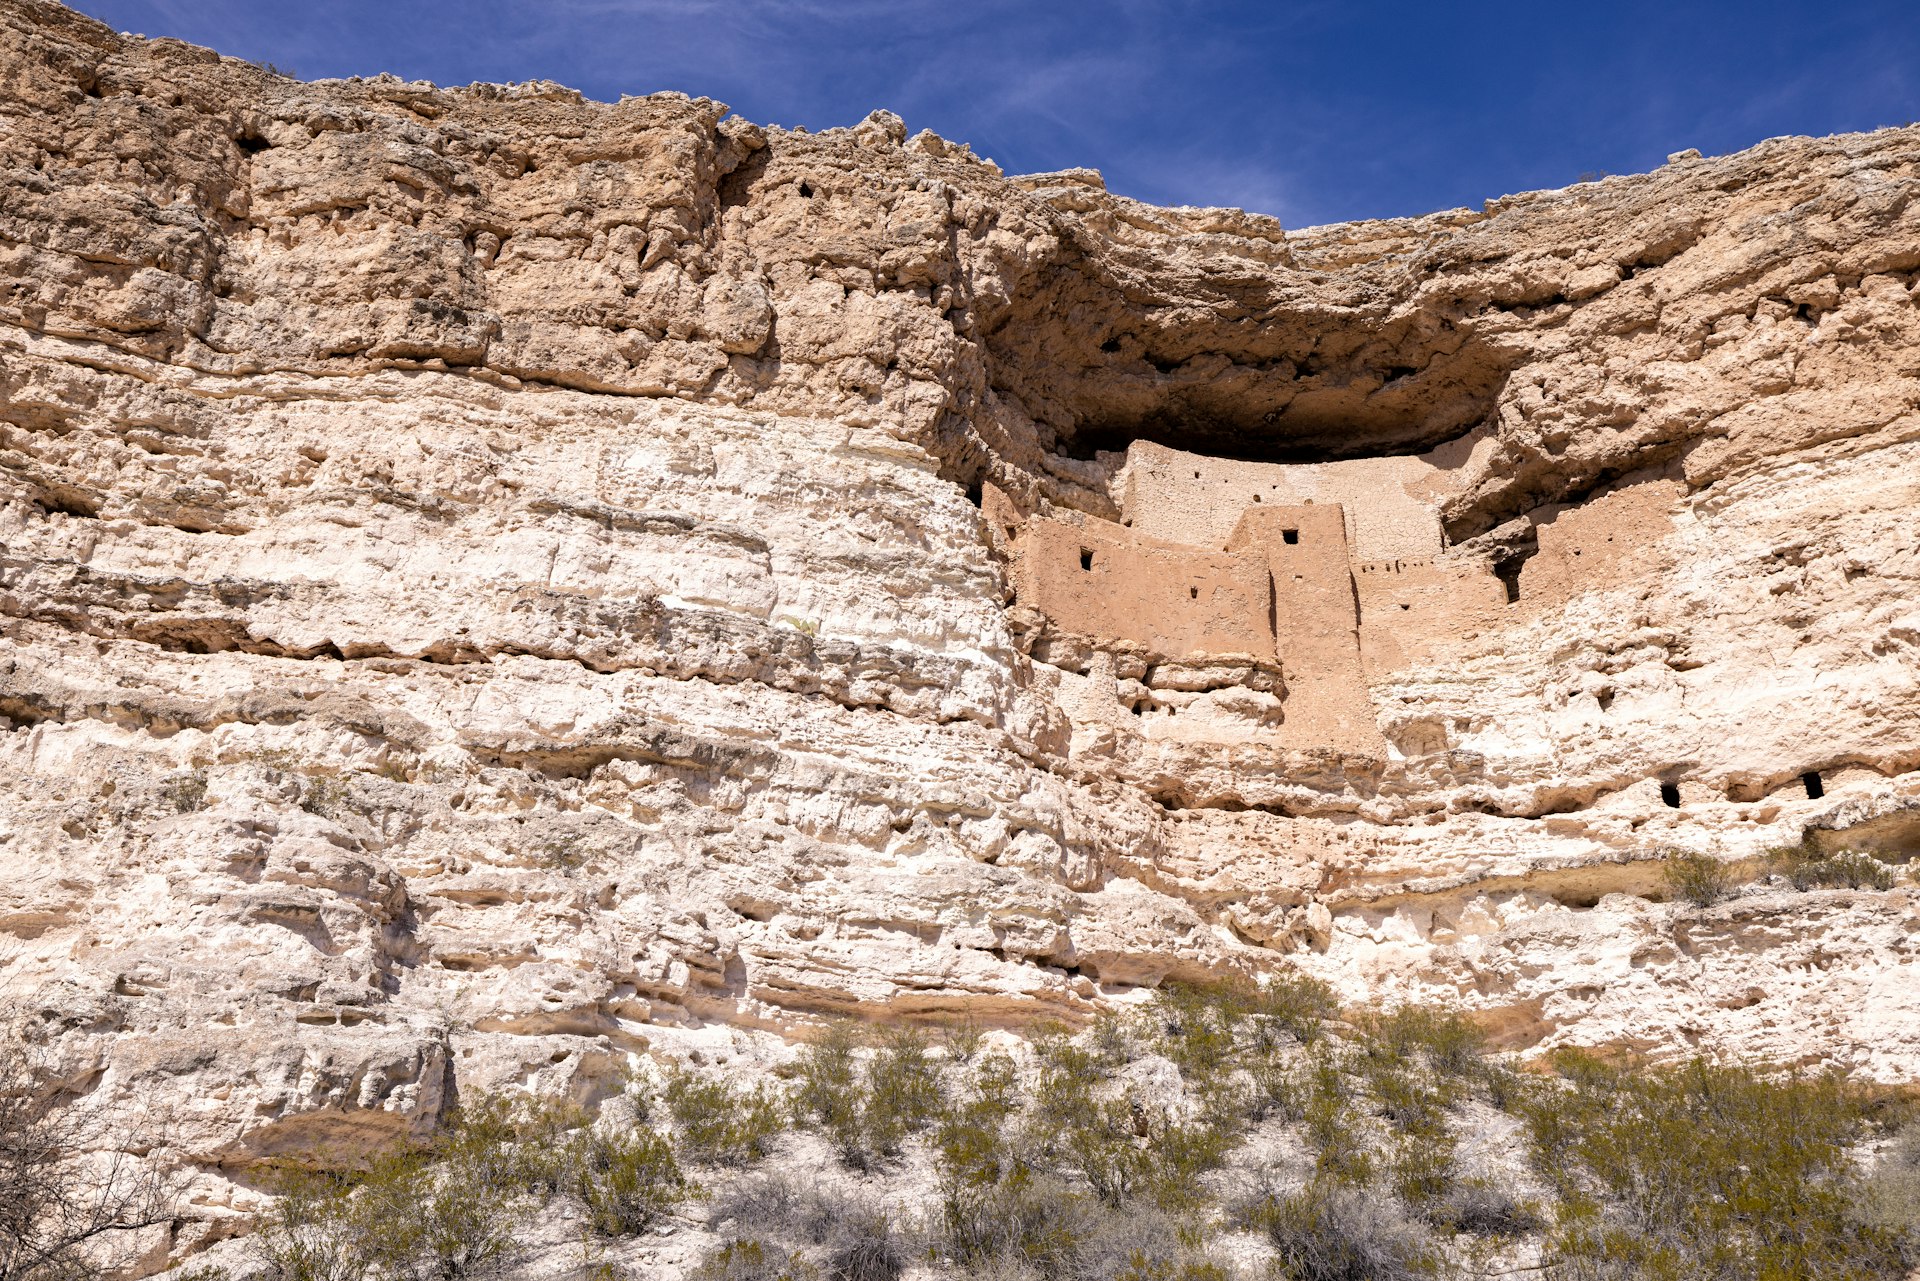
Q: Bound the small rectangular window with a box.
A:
[1802,771,1824,799]
[1079,548,1093,571]
[1281,529,1299,545]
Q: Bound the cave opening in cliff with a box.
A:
[1060,412,1491,466]
[1660,782,1682,808]
[1494,556,1526,604]
[1802,771,1825,799]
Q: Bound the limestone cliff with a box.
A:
[3,0,1920,1258]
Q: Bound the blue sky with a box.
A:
[69,0,1920,227]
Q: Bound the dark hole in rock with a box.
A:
[1660,782,1682,808]
[1282,529,1299,545]
[1494,557,1527,604]
[1079,548,1093,571]
[1803,771,1825,800]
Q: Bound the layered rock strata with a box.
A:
[3,0,1920,1259]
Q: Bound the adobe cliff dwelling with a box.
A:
[992,437,1684,763]
[2,2,1920,1268]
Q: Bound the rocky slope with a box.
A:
[2,0,1920,1264]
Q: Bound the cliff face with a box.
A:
[4,0,1920,1254]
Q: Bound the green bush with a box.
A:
[1662,848,1736,907]
[862,1027,942,1158]
[1150,983,1246,1083]
[1249,972,1340,1046]
[1766,841,1901,892]
[1302,1049,1374,1188]
[663,1067,785,1166]
[1027,1028,1237,1212]
[568,1125,689,1236]
[935,1167,1089,1280]
[791,1024,942,1169]
[1360,1005,1485,1079]
[255,1095,558,1281]
[1522,1052,1908,1279]
[251,1168,370,1281]
[791,1023,865,1164]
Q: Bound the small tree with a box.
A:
[0,1006,178,1281]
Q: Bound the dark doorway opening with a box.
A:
[1660,782,1682,808]
[1802,771,1824,800]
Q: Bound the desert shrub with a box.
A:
[663,1067,785,1166]
[1137,1114,1237,1214]
[1421,1178,1542,1238]
[792,1024,940,1169]
[567,1124,689,1237]
[934,1051,1023,1191]
[818,1205,903,1281]
[1361,1005,1485,1080]
[0,1008,180,1281]
[1238,1183,1436,1281]
[943,1019,985,1064]
[693,1239,817,1281]
[354,1124,537,1281]
[792,1023,865,1162]
[1523,1052,1907,1279]
[1150,982,1246,1082]
[251,1096,568,1281]
[1243,1053,1302,1124]
[1249,972,1340,1045]
[1142,976,1343,1130]
[297,775,354,819]
[1302,1049,1374,1188]
[1075,1206,1228,1281]
[251,1168,370,1281]
[861,1027,942,1158]
[1087,1011,1137,1069]
[1766,841,1900,892]
[1110,1260,1227,1281]
[160,769,210,813]
[705,1177,900,1281]
[935,1168,1091,1280]
[1661,848,1735,907]
[1855,1126,1920,1266]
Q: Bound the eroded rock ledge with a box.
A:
[2,0,1920,1260]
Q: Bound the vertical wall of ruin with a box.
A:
[1010,513,1276,665]
[1228,506,1385,753]
[1117,440,1455,562]
[1518,480,1683,609]
[1354,558,1508,675]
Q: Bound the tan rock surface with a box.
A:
[2,0,1920,1262]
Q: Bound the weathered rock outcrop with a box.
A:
[2,0,1919,1261]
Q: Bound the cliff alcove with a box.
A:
[2,3,1920,1270]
